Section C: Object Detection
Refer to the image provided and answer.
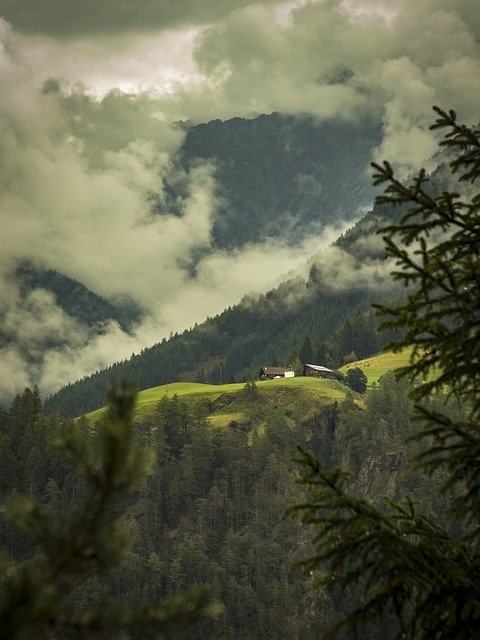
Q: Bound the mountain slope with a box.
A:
[44,194,402,418]
[3,111,381,404]
[14,262,141,333]
[164,112,380,250]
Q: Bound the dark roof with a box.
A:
[260,367,293,374]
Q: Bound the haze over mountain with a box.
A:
[1,109,379,402]
[1,0,480,402]
[45,192,405,418]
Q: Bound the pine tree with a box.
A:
[314,340,328,367]
[290,108,480,640]
[299,337,313,365]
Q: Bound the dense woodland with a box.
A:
[165,112,380,249]
[0,373,447,639]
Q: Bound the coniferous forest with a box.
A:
[1,372,447,639]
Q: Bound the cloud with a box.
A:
[17,29,200,96]
[0,0,286,37]
[0,347,32,402]
[309,245,399,296]
[0,22,351,400]
[8,1,480,158]
[93,0,473,184]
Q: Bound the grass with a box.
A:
[85,376,350,422]
[208,412,246,428]
[84,350,412,422]
[339,348,413,385]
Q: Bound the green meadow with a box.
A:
[339,349,413,385]
[84,350,412,423]
[85,376,349,423]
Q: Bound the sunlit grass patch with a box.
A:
[208,412,246,428]
[84,376,349,422]
[339,348,413,385]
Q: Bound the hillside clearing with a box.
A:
[85,377,348,423]
[339,349,413,385]
[84,350,411,423]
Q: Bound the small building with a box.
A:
[259,366,295,380]
[303,363,335,379]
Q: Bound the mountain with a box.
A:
[49,128,458,420]
[14,262,141,333]
[44,193,402,419]
[161,112,381,250]
[13,111,380,320]
[41,140,455,419]
[4,110,381,405]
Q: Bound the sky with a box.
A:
[1,0,480,400]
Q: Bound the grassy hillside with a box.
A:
[85,376,349,423]
[339,349,413,384]
[85,349,412,423]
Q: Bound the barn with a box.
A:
[259,367,295,380]
[303,364,335,379]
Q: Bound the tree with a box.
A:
[314,340,328,367]
[299,336,313,365]
[344,367,367,394]
[0,384,220,639]
[290,357,303,377]
[290,108,480,639]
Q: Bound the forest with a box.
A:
[0,372,443,639]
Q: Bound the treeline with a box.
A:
[1,376,451,639]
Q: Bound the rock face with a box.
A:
[356,452,404,499]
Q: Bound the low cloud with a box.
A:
[310,245,397,294]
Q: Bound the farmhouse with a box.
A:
[259,367,295,380]
[303,363,335,379]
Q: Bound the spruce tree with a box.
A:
[344,367,367,394]
[299,337,313,365]
[290,108,480,640]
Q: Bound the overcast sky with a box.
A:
[1,0,480,400]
